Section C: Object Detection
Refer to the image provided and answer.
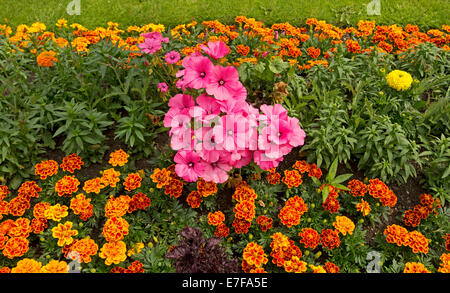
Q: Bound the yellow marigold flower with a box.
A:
[56,18,68,29]
[99,241,127,266]
[243,242,268,268]
[284,256,307,273]
[41,260,68,273]
[386,70,413,91]
[356,199,371,216]
[11,258,42,273]
[51,221,78,246]
[36,50,58,67]
[108,149,129,167]
[403,262,431,273]
[101,168,121,187]
[44,204,69,222]
[127,242,144,257]
[83,177,105,194]
[150,168,171,188]
[333,216,355,236]
[309,264,327,273]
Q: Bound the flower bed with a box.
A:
[0,17,449,273]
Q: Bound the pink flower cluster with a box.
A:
[138,31,169,54]
[163,41,306,183]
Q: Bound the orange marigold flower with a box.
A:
[31,218,48,234]
[232,217,252,234]
[234,200,256,221]
[406,230,429,254]
[345,39,361,53]
[384,224,409,246]
[186,191,203,208]
[70,238,98,263]
[309,264,327,273]
[249,267,267,273]
[356,199,371,216]
[266,170,281,185]
[34,160,59,180]
[83,177,104,194]
[298,227,320,249]
[7,197,30,217]
[333,216,355,236]
[403,262,431,273]
[0,219,15,235]
[8,218,32,238]
[2,237,29,259]
[105,195,131,218]
[232,185,257,202]
[307,47,320,59]
[108,149,129,167]
[18,181,42,200]
[256,215,273,232]
[123,173,142,191]
[347,179,367,197]
[379,189,397,207]
[102,216,129,242]
[283,256,307,273]
[279,206,302,228]
[236,44,250,56]
[44,204,69,222]
[207,211,225,226]
[55,176,80,197]
[52,221,78,246]
[0,267,11,273]
[197,178,218,197]
[214,222,230,238]
[282,170,303,189]
[33,202,51,220]
[100,168,121,188]
[325,262,340,273]
[150,168,171,188]
[419,193,434,207]
[368,178,389,199]
[292,160,310,173]
[243,242,268,268]
[128,192,151,213]
[308,164,322,179]
[70,194,93,221]
[413,204,431,220]
[41,260,68,273]
[60,153,84,173]
[11,258,42,273]
[322,196,340,213]
[438,253,450,273]
[0,201,9,220]
[36,50,58,67]
[0,234,8,250]
[99,241,127,266]
[270,233,302,267]
[443,234,450,251]
[164,178,184,198]
[320,229,340,250]
[403,209,422,227]
[0,185,10,201]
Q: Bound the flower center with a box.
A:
[188,162,194,168]
[200,72,206,78]
[219,79,225,86]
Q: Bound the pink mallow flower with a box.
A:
[174,150,207,182]
[206,65,243,101]
[138,38,162,54]
[201,152,232,183]
[158,82,168,92]
[182,55,214,90]
[200,41,230,59]
[164,51,180,64]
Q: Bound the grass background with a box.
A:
[0,0,448,30]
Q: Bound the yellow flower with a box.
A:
[52,221,78,246]
[386,70,413,91]
[99,241,127,266]
[41,260,68,273]
[44,204,69,221]
[11,259,42,273]
[333,216,355,235]
[56,18,68,29]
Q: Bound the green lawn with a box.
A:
[0,0,448,30]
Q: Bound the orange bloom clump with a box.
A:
[69,238,98,263]
[279,196,308,228]
[346,39,361,53]
[105,195,131,218]
[232,217,252,234]
[150,168,171,188]
[292,160,310,173]
[320,229,340,250]
[333,216,355,236]
[52,221,78,246]
[266,168,281,185]
[41,260,68,273]
[322,195,340,213]
[307,46,320,59]
[186,191,203,208]
[2,237,29,259]
[347,179,367,197]
[164,178,184,198]
[368,179,397,207]
[438,253,450,273]
[123,173,142,191]
[60,153,84,173]
[83,177,104,194]
[356,199,371,216]
[256,215,273,232]
[283,256,307,273]
[214,223,230,238]
[55,176,80,197]
[33,202,51,220]
[99,241,127,266]
[325,262,340,273]
[0,185,10,201]
[197,179,218,197]
[207,211,225,226]
[36,50,58,67]
[282,169,303,189]
[243,242,268,268]
[7,197,30,217]
[44,204,69,222]
[108,149,129,167]
[8,218,32,238]
[403,209,422,227]
[406,231,429,254]
[70,194,93,221]
[18,181,42,200]
[403,262,431,273]
[308,164,322,179]
[236,44,250,56]
[34,160,59,180]
[101,168,121,188]
[309,264,327,273]
[11,258,42,273]
[298,227,320,249]
[128,192,151,213]
[102,216,129,242]
[270,232,302,267]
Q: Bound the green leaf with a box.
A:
[326,157,339,181]
[331,173,353,184]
